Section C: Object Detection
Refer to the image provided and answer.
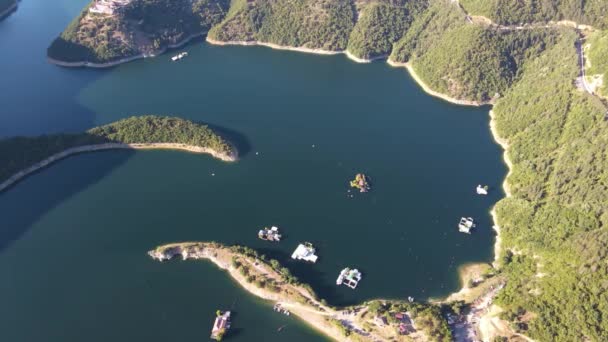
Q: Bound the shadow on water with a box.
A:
[200,122,252,158]
[0,150,134,252]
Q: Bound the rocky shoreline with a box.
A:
[0,143,236,193]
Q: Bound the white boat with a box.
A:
[458,217,476,233]
[171,52,188,61]
[476,185,488,195]
[336,268,362,289]
[291,242,318,263]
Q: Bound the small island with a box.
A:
[0,115,237,192]
[148,241,472,341]
[350,173,371,193]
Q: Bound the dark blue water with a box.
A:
[0,1,506,341]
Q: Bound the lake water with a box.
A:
[0,1,506,341]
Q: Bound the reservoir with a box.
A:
[0,0,506,341]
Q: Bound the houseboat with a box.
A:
[210,310,231,341]
[336,268,362,289]
[458,217,476,234]
[258,226,281,241]
[291,242,318,262]
[476,185,489,195]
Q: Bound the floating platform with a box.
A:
[210,310,231,340]
[291,242,318,263]
[458,217,476,234]
[476,185,488,195]
[258,226,281,242]
[336,268,362,289]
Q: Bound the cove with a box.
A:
[0,0,506,341]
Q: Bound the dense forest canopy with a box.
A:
[46,0,608,340]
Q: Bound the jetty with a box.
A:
[476,185,489,195]
[336,268,362,289]
[211,310,231,341]
[458,217,476,234]
[291,242,318,262]
[258,226,281,242]
[171,52,188,61]
[350,173,371,193]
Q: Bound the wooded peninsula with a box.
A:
[0,116,237,192]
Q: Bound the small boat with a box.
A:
[476,185,488,195]
[458,217,476,234]
[350,173,371,193]
[273,303,290,316]
[171,52,188,61]
[336,268,362,289]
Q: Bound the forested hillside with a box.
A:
[587,30,608,98]
[48,0,608,340]
[460,0,608,29]
[208,0,357,50]
[48,0,229,63]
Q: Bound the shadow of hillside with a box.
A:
[0,149,134,253]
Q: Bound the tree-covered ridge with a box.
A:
[347,0,427,59]
[492,32,608,340]
[0,116,235,185]
[586,30,608,98]
[460,0,608,29]
[47,0,230,63]
[209,0,357,50]
[391,1,561,102]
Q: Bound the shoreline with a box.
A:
[0,142,236,193]
[48,32,206,68]
[0,1,18,20]
[386,59,493,107]
[206,37,387,64]
[488,109,512,268]
[148,243,367,341]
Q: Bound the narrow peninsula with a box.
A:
[149,242,455,342]
[0,116,237,193]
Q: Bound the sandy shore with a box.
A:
[48,33,206,68]
[0,143,236,193]
[206,37,386,64]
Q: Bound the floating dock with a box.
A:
[258,226,281,242]
[476,185,488,195]
[210,310,231,341]
[291,242,318,262]
[458,217,476,234]
[336,268,362,289]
